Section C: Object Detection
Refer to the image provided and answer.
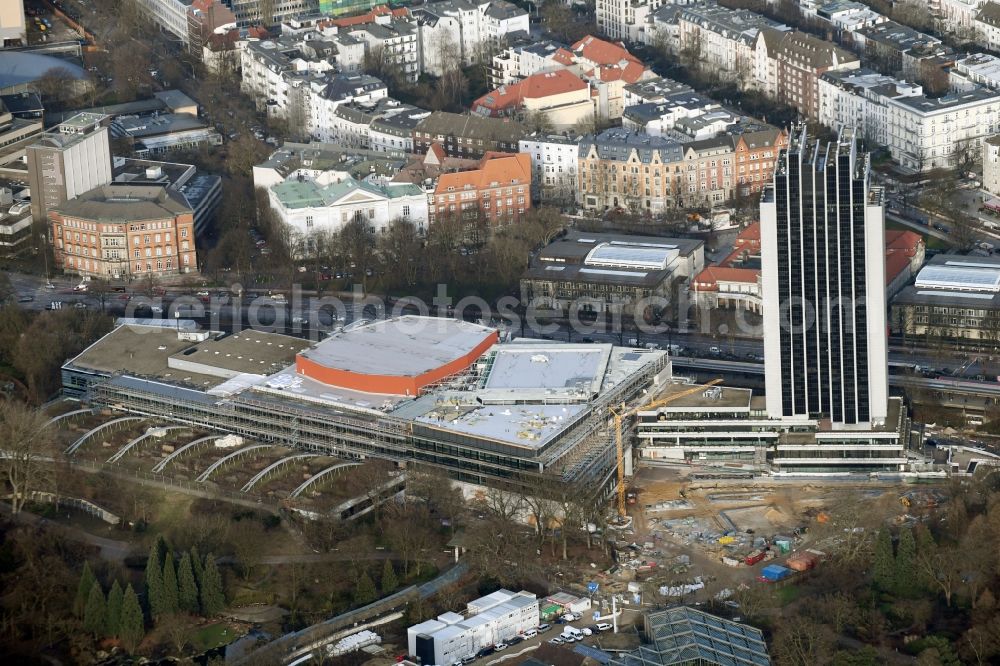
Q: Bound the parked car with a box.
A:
[581,628,593,636]
[548,638,563,645]
[596,623,613,632]
[709,346,722,355]
[537,623,551,632]
[494,643,508,652]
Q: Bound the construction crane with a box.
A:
[611,379,724,520]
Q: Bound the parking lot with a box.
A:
[472,614,632,666]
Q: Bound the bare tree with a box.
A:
[770,615,836,666]
[0,401,56,514]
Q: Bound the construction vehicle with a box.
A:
[611,379,724,520]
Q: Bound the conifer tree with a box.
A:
[145,542,165,619]
[105,580,123,638]
[354,570,377,605]
[894,525,917,596]
[119,584,145,653]
[178,551,200,614]
[873,527,895,591]
[200,553,226,616]
[74,561,96,618]
[161,551,179,616]
[83,581,107,637]
[381,559,398,594]
[190,545,204,589]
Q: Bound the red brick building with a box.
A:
[430,152,532,227]
[50,184,196,279]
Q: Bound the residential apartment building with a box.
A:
[429,152,532,227]
[26,113,113,224]
[976,3,1000,51]
[49,184,197,279]
[818,69,923,147]
[852,21,950,83]
[347,20,420,82]
[621,90,735,138]
[950,53,1000,91]
[886,86,1000,171]
[577,129,685,214]
[571,36,657,120]
[369,106,429,153]
[520,230,704,317]
[490,39,569,88]
[622,76,694,107]
[253,141,408,191]
[577,127,786,213]
[413,112,525,158]
[239,36,337,115]
[755,28,860,120]
[412,0,528,76]
[939,0,987,36]
[307,74,388,139]
[599,0,675,42]
[810,0,886,34]
[518,132,580,206]
[985,134,1000,195]
[186,0,236,56]
[760,127,887,427]
[647,1,787,86]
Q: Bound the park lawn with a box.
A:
[191,622,235,651]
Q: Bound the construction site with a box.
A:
[59,316,670,504]
[586,467,950,606]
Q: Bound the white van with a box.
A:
[522,628,538,639]
[560,627,583,641]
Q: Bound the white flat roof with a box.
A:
[298,316,495,377]
[585,241,679,270]
[915,264,1000,292]
[415,400,588,450]
[481,344,610,401]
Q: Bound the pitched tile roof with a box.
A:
[885,251,912,285]
[434,153,531,194]
[473,69,589,115]
[693,266,760,289]
[571,35,640,68]
[885,229,923,255]
[322,4,409,28]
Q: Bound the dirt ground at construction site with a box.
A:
[604,466,934,603]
